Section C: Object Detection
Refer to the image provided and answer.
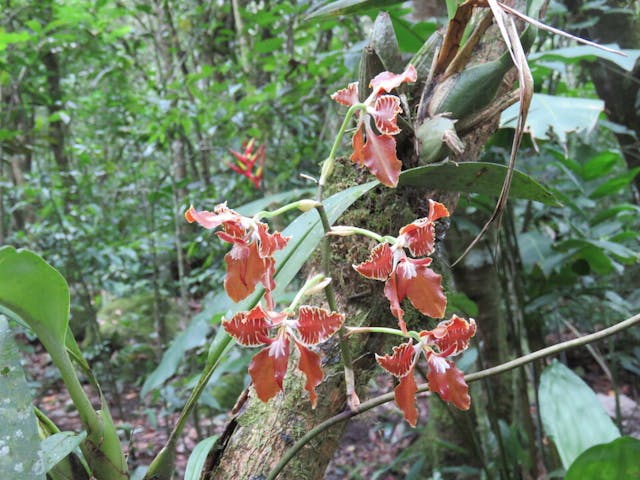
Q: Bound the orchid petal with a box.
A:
[398,259,447,319]
[248,339,290,403]
[184,204,240,230]
[295,341,324,409]
[399,219,437,257]
[350,125,366,165]
[426,354,471,410]
[361,121,402,188]
[224,243,266,302]
[428,199,450,222]
[383,274,406,332]
[395,372,419,427]
[222,304,271,346]
[296,306,344,345]
[376,340,416,377]
[371,95,402,135]
[422,315,477,356]
[256,222,290,257]
[353,243,393,281]
[331,82,360,106]
[369,65,417,95]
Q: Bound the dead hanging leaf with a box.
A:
[452,0,534,267]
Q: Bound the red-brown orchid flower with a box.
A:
[223,303,344,407]
[353,200,450,332]
[227,138,265,189]
[331,65,417,188]
[376,314,477,426]
[185,203,289,305]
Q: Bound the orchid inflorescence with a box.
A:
[185,66,476,426]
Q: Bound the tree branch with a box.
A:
[267,312,640,479]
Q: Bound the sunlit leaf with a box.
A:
[0,246,69,347]
[500,94,604,144]
[184,435,219,480]
[565,436,640,479]
[539,361,620,469]
[530,45,640,72]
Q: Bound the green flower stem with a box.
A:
[254,199,321,221]
[318,103,366,193]
[314,204,358,408]
[288,273,329,312]
[144,330,233,480]
[345,326,414,340]
[328,225,387,243]
[266,312,640,480]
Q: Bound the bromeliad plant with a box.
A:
[184,66,477,428]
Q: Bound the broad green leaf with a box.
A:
[0,29,31,50]
[539,361,620,469]
[141,304,225,397]
[588,167,640,199]
[500,94,604,144]
[398,162,560,206]
[581,150,622,181]
[0,318,45,479]
[565,436,640,480]
[0,246,69,347]
[271,181,378,298]
[530,45,640,72]
[40,431,87,474]
[305,0,404,19]
[516,231,554,274]
[184,435,218,480]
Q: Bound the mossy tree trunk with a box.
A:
[204,3,533,478]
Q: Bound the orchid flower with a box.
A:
[227,138,265,189]
[376,315,477,426]
[331,65,417,187]
[223,303,345,407]
[353,200,450,332]
[185,203,289,306]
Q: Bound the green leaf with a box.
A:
[253,37,284,54]
[0,318,45,479]
[305,0,404,19]
[184,435,219,480]
[530,45,640,72]
[539,361,620,469]
[40,432,87,474]
[141,304,225,397]
[500,94,604,144]
[0,246,69,348]
[565,436,640,480]
[398,162,560,206]
[588,167,640,199]
[0,28,31,51]
[517,231,554,274]
[582,150,622,181]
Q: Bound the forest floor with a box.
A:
[24,334,640,480]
